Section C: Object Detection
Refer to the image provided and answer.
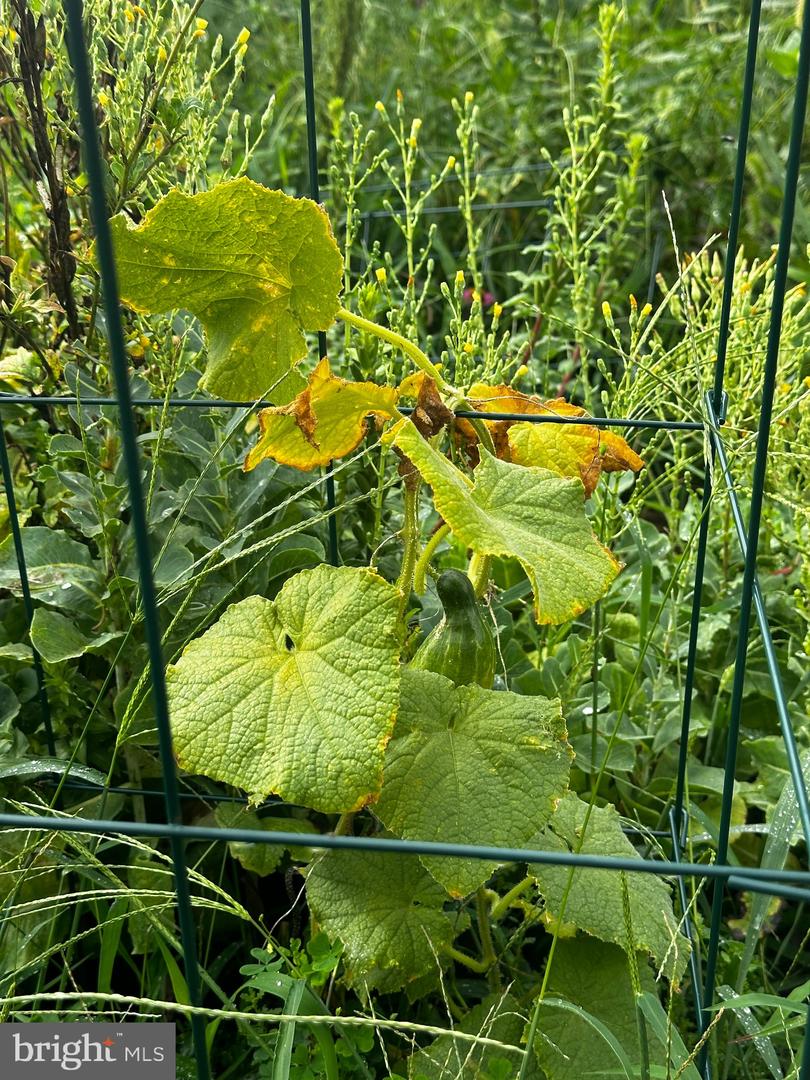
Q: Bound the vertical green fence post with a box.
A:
[62,4,210,1077]
[671,2,761,1058]
[701,0,810,1072]
[300,0,340,566]
[0,413,55,756]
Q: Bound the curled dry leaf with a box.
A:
[244,357,399,471]
[460,382,643,495]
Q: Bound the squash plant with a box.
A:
[111,177,690,1070]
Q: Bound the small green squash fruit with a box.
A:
[410,569,496,688]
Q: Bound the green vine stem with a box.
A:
[337,307,448,390]
[335,307,496,455]
[490,875,534,921]
[412,522,450,594]
[441,944,489,975]
[333,813,355,836]
[467,552,491,598]
[475,887,500,989]
[396,479,421,618]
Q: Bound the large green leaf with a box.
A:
[530,794,689,979]
[0,527,100,612]
[395,421,619,624]
[376,669,572,897]
[306,848,458,993]
[531,938,660,1080]
[167,565,401,812]
[110,178,344,401]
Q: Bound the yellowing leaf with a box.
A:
[167,565,401,812]
[394,421,620,624]
[600,430,645,473]
[110,178,344,401]
[508,421,601,496]
[244,358,399,471]
[461,384,643,488]
[375,669,572,897]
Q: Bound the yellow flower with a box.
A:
[629,293,637,311]
[455,270,465,286]
[374,100,385,114]
[98,90,110,108]
[124,7,134,23]
[446,155,456,170]
[396,88,404,103]
[139,334,152,351]
[602,301,612,318]
[493,302,503,319]
[462,341,474,354]
[640,302,652,319]
[464,90,474,105]
[195,17,208,30]
[472,289,481,303]
[375,267,387,284]
[515,364,529,379]
[132,4,146,14]
[237,27,251,46]
[157,45,168,63]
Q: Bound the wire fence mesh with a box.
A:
[0,0,808,1077]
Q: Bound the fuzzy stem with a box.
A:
[467,552,492,598]
[397,480,421,618]
[490,875,534,922]
[336,307,448,390]
[475,888,500,990]
[413,522,450,594]
[441,944,489,974]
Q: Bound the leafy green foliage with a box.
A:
[111,179,344,401]
[531,794,689,978]
[167,565,401,811]
[214,806,317,876]
[377,669,571,897]
[395,420,620,623]
[531,939,660,1080]
[306,848,458,994]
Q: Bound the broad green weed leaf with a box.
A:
[376,669,572,897]
[306,848,457,993]
[110,178,344,401]
[167,565,401,812]
[0,527,101,612]
[395,421,620,624]
[530,794,689,979]
[244,357,399,471]
[30,608,120,663]
[214,805,317,876]
[531,938,661,1080]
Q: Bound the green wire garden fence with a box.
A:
[0,0,809,1077]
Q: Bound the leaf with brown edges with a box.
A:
[244,358,399,471]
